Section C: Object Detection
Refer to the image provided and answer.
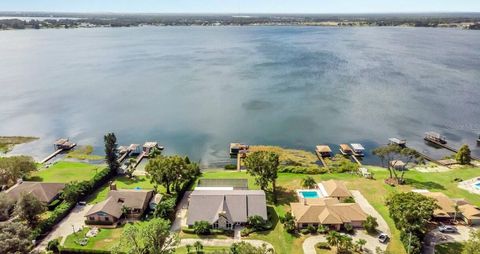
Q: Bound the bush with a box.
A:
[344,196,355,203]
[344,223,354,234]
[47,239,60,253]
[247,215,268,231]
[47,199,62,210]
[317,225,328,234]
[241,227,253,236]
[316,242,331,250]
[224,164,237,170]
[307,225,317,234]
[153,196,176,219]
[32,201,75,239]
[278,165,328,174]
[300,228,310,234]
[363,215,379,234]
[193,221,211,235]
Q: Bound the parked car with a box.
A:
[378,233,389,243]
[438,225,457,233]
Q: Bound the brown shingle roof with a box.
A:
[421,192,456,216]
[459,204,480,219]
[291,201,367,224]
[316,145,332,153]
[321,180,351,198]
[5,182,65,203]
[85,189,154,219]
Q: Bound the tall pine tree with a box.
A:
[104,132,119,173]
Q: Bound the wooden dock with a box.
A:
[133,151,147,169]
[117,150,131,163]
[424,138,480,161]
[40,143,77,164]
[315,150,329,169]
[350,155,362,166]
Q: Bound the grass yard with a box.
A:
[0,136,38,153]
[175,246,231,254]
[199,165,480,254]
[86,175,163,204]
[28,161,102,183]
[62,226,124,251]
[249,145,319,167]
[434,242,465,254]
[66,145,104,160]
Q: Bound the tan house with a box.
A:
[421,192,456,219]
[290,198,367,230]
[5,181,65,204]
[85,184,154,226]
[318,180,351,201]
[459,204,480,225]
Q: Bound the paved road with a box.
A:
[179,238,273,250]
[303,190,390,254]
[34,204,92,251]
[171,191,191,232]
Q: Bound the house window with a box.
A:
[89,216,94,221]
[213,222,219,229]
[226,222,232,229]
[104,216,110,221]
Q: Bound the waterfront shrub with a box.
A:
[224,164,237,170]
[279,165,327,174]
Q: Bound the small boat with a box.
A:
[350,143,365,157]
[389,138,406,147]
[339,144,353,155]
[424,132,447,144]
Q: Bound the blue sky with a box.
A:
[1,0,480,13]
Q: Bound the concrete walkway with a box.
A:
[303,190,390,254]
[34,204,92,251]
[179,238,273,250]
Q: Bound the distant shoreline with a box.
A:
[1,12,479,30]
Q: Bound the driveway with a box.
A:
[34,204,92,251]
[179,238,273,250]
[171,191,191,232]
[423,226,478,254]
[351,190,390,235]
[303,190,390,254]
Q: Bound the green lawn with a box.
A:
[198,165,480,254]
[29,161,102,183]
[435,242,465,254]
[62,226,124,251]
[86,175,162,204]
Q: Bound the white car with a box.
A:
[438,225,457,233]
[378,233,389,243]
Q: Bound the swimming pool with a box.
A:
[299,191,320,199]
[474,182,480,190]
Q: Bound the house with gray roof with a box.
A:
[85,183,154,226]
[186,190,267,230]
[5,181,65,204]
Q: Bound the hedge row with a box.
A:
[59,248,111,254]
[32,167,115,240]
[278,165,328,174]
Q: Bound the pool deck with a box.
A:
[458,177,480,195]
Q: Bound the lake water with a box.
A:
[1,26,479,166]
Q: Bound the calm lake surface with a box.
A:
[1,26,479,166]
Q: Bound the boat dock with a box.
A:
[133,151,147,169]
[424,136,480,161]
[315,145,332,169]
[388,137,447,166]
[40,138,76,164]
[350,155,362,166]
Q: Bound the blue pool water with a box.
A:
[474,182,480,190]
[300,191,320,199]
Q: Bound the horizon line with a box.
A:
[2,11,480,15]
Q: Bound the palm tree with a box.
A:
[355,239,367,251]
[326,231,341,250]
[301,176,317,189]
[193,241,203,253]
[338,234,353,252]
